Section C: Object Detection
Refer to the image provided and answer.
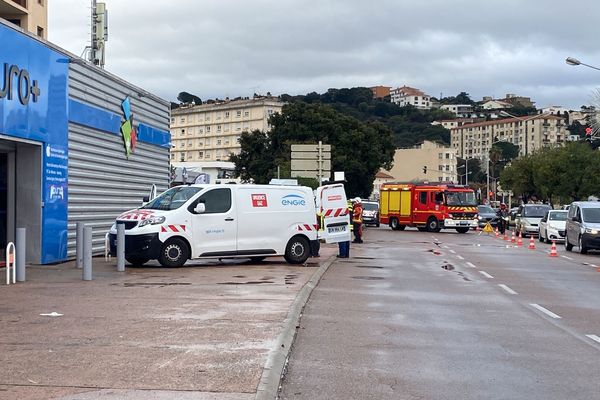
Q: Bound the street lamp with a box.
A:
[565,57,600,71]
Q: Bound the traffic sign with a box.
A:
[291,141,331,181]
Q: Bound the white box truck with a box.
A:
[109,184,319,267]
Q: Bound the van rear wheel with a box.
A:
[158,238,189,267]
[284,236,310,264]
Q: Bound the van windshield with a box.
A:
[548,212,567,221]
[445,191,477,206]
[582,208,600,223]
[141,186,203,210]
[523,205,551,217]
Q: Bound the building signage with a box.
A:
[120,96,138,157]
[0,63,41,105]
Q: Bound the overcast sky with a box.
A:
[48,0,600,109]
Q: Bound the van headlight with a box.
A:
[138,216,166,228]
[585,228,598,234]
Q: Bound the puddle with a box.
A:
[441,264,454,271]
[232,275,246,278]
[351,276,385,281]
[120,282,192,288]
[427,249,442,255]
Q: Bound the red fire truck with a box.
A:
[379,182,478,233]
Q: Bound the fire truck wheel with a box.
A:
[390,218,401,231]
[158,238,189,267]
[456,227,469,233]
[427,217,440,232]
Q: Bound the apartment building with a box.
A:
[0,0,47,38]
[440,104,474,117]
[370,85,391,99]
[450,114,567,160]
[432,118,478,130]
[382,141,458,183]
[390,86,432,109]
[170,97,284,163]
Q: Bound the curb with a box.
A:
[255,255,337,400]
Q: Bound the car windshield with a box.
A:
[141,186,203,210]
[548,212,567,221]
[445,191,477,206]
[523,205,551,217]
[582,208,600,223]
[363,202,378,211]
[477,206,495,214]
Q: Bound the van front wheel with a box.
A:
[159,238,189,267]
[284,236,310,264]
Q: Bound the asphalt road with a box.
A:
[279,226,600,400]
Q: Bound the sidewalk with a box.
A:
[0,247,336,400]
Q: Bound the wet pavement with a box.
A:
[280,227,600,400]
[0,247,335,400]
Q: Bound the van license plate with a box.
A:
[328,226,346,233]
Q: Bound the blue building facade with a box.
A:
[0,22,171,264]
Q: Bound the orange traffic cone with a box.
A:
[549,241,558,257]
[517,231,523,247]
[495,227,499,238]
[511,231,516,243]
[503,229,509,241]
[528,235,535,250]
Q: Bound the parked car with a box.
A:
[538,210,568,243]
[362,200,380,227]
[476,205,499,229]
[565,201,600,254]
[515,204,552,237]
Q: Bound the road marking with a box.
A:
[442,245,450,249]
[466,262,477,268]
[530,304,562,319]
[586,334,600,344]
[456,255,464,260]
[449,250,456,254]
[498,284,518,295]
[562,255,573,260]
[479,271,494,279]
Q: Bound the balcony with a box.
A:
[0,0,27,15]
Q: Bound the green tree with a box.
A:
[229,130,274,183]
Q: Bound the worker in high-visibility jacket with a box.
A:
[352,197,364,243]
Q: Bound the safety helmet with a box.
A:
[353,197,362,203]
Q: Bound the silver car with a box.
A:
[515,204,552,237]
[565,201,600,254]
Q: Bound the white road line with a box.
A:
[442,245,449,249]
[562,255,573,260]
[449,249,456,254]
[466,262,477,269]
[498,284,518,295]
[530,303,562,319]
[456,255,464,260]
[591,264,598,269]
[586,334,600,344]
[479,271,494,279]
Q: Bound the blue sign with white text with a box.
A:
[0,23,69,263]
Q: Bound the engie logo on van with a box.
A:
[282,194,306,206]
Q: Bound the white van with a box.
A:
[109,184,319,267]
[315,183,351,243]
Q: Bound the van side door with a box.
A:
[566,204,577,244]
[188,188,237,257]
[413,189,430,225]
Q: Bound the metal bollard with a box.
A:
[83,226,92,281]
[16,228,26,282]
[76,222,84,269]
[116,222,125,272]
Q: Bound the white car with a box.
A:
[538,209,568,243]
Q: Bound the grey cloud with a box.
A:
[48,0,600,108]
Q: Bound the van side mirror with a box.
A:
[194,203,206,214]
[142,196,150,203]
